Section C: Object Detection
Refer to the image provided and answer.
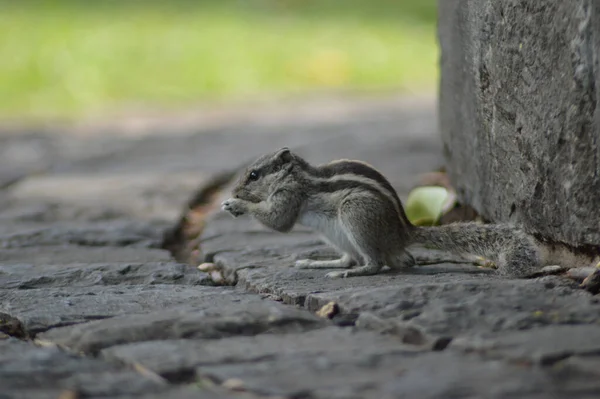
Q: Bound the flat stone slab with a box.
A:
[0,260,205,290]
[0,220,168,249]
[0,338,167,398]
[193,345,594,399]
[8,172,206,222]
[101,327,419,381]
[0,245,172,265]
[58,107,439,180]
[222,243,600,339]
[0,167,27,190]
[101,326,599,399]
[0,131,138,173]
[38,298,327,354]
[112,387,248,399]
[451,324,600,365]
[307,276,600,336]
[0,199,131,224]
[1,285,245,335]
[233,257,492,305]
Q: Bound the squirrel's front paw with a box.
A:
[221,198,248,217]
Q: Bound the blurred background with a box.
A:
[0,0,438,124]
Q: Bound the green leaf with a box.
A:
[405,186,450,226]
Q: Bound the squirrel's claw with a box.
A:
[325,271,348,279]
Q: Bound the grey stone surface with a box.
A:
[0,199,131,223]
[0,338,168,398]
[207,221,600,339]
[0,167,27,190]
[39,299,327,354]
[7,173,206,222]
[194,349,596,399]
[307,277,600,336]
[112,387,245,399]
[0,245,171,265]
[0,220,168,249]
[0,260,205,289]
[1,285,224,334]
[3,95,599,398]
[438,0,600,245]
[377,353,600,399]
[0,131,139,181]
[235,260,494,307]
[102,327,596,399]
[59,105,440,180]
[101,327,421,381]
[558,355,600,378]
[451,324,600,365]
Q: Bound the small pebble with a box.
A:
[210,270,225,284]
[316,301,339,319]
[198,262,216,272]
[58,390,79,399]
[582,268,600,295]
[566,267,596,282]
[222,378,245,391]
[539,265,566,274]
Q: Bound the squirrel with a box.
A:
[221,147,599,279]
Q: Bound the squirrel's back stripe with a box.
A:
[311,159,411,226]
[305,173,409,228]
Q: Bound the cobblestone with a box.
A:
[1,96,599,398]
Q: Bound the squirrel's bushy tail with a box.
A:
[409,222,542,276]
[409,222,528,258]
[409,222,599,277]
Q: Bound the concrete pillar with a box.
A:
[438,0,600,246]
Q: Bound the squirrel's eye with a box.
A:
[248,170,259,181]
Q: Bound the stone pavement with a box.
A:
[1,96,600,399]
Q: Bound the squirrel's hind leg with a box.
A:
[325,196,398,278]
[295,253,356,269]
[326,263,382,278]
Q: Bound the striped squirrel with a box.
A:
[221,147,599,278]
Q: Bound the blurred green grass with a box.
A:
[0,0,439,121]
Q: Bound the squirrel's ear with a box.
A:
[274,147,292,163]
